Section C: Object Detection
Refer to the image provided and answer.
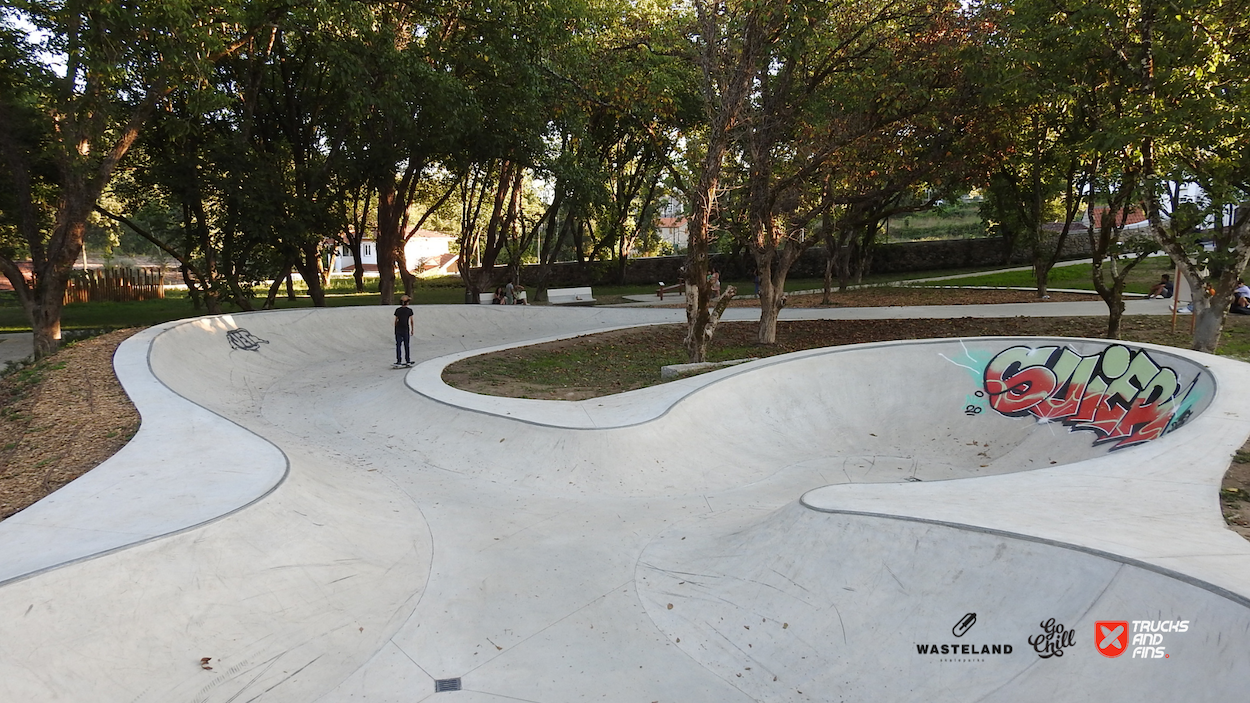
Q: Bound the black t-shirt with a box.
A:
[394,305,414,331]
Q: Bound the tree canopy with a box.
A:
[2,0,1249,356]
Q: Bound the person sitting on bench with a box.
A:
[1232,279,1250,315]
[1147,274,1173,299]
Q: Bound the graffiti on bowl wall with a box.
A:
[978,344,1202,450]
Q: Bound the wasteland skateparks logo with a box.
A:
[952,612,976,638]
[916,614,1014,662]
[979,344,1201,449]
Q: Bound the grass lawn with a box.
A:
[925,255,1176,294]
[2,262,1074,332]
[444,314,1250,400]
[592,264,1061,300]
[0,258,1188,333]
[0,279,467,333]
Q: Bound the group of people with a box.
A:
[1233,279,1250,315]
[1148,273,1250,315]
[491,281,527,305]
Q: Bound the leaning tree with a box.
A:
[0,2,280,357]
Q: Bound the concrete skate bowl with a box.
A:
[636,503,1250,703]
[147,308,1218,498]
[415,331,1218,487]
[5,305,1249,703]
[624,340,1250,702]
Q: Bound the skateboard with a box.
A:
[392,362,414,369]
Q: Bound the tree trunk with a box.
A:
[262,272,286,310]
[756,252,778,345]
[852,229,875,284]
[1192,304,1225,353]
[182,264,203,309]
[376,179,403,305]
[836,241,853,291]
[1033,259,1050,299]
[757,278,784,345]
[683,203,713,362]
[755,241,802,345]
[294,242,326,306]
[31,289,65,359]
[397,249,416,297]
[349,239,365,293]
[27,192,93,358]
[225,275,255,311]
[821,213,835,305]
[1105,292,1124,340]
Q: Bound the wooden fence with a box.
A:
[64,267,166,304]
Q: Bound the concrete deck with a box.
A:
[1,303,1248,702]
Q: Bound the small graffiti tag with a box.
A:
[981,344,1199,449]
[964,390,986,416]
[227,328,269,352]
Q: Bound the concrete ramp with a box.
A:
[1,305,1248,702]
[638,504,1250,702]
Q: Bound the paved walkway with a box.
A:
[1,304,1248,701]
[0,332,33,367]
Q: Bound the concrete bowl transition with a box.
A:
[1,304,1249,702]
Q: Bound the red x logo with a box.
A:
[1096,621,1129,658]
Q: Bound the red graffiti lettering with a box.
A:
[984,347,1060,416]
[981,345,1199,450]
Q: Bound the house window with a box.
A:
[364,244,373,256]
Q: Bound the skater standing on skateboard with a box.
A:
[394,295,414,367]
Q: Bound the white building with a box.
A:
[333,228,458,276]
[656,197,688,251]
[656,216,688,250]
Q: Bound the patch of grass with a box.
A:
[0,284,467,333]
[446,314,1250,400]
[926,256,1175,294]
[537,263,1083,301]
[1215,319,1250,362]
[0,293,199,333]
[466,339,692,392]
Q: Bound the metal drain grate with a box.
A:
[434,678,462,692]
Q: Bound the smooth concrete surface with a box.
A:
[0,321,287,585]
[1,303,1249,702]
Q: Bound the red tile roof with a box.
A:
[1089,206,1148,229]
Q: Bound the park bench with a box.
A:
[656,282,683,300]
[478,290,528,304]
[547,286,595,306]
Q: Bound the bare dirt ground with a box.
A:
[1224,456,1250,540]
[442,316,1192,401]
[1,295,1246,541]
[1,329,140,521]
